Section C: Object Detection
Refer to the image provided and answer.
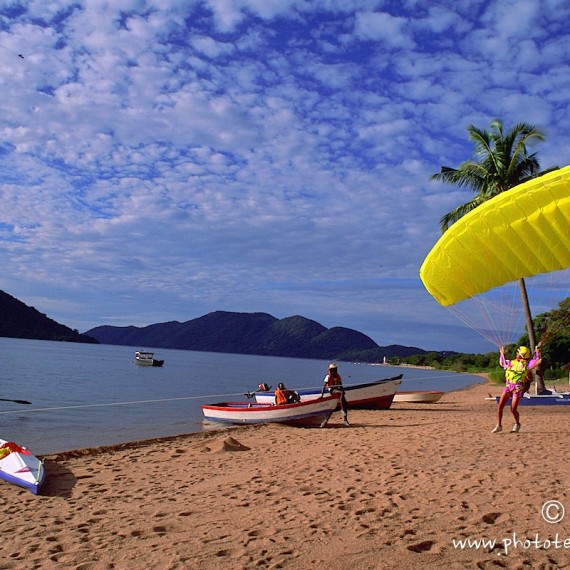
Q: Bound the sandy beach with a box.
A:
[2,380,570,570]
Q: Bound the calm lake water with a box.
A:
[0,338,482,454]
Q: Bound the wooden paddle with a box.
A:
[0,398,32,405]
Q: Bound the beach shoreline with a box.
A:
[3,378,570,569]
[40,374,489,459]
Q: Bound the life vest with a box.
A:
[275,387,290,405]
[325,373,343,389]
[505,359,528,384]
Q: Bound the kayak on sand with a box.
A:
[0,439,45,495]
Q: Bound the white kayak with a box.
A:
[0,438,45,494]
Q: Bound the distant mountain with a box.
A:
[85,310,430,361]
[0,290,98,344]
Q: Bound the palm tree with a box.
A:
[432,119,550,392]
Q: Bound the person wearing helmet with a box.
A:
[321,363,350,426]
[274,382,300,405]
[492,343,542,433]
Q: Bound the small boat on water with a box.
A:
[0,439,45,495]
[393,391,445,404]
[202,394,340,427]
[134,351,164,367]
[253,374,403,410]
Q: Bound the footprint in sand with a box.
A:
[407,540,435,553]
[481,512,502,524]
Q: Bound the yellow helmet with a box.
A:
[517,346,531,359]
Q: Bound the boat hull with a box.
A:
[0,439,45,495]
[494,393,570,406]
[202,395,340,427]
[254,375,403,410]
[393,391,444,404]
[135,358,164,367]
[134,351,164,367]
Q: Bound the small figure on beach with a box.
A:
[492,344,542,434]
[275,383,300,405]
[321,363,349,426]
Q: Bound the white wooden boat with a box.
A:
[254,374,403,410]
[202,394,340,427]
[393,391,445,404]
[0,439,45,494]
[134,351,164,367]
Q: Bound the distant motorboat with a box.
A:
[134,351,164,367]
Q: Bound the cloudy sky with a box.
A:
[1,0,569,354]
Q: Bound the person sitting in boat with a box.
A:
[275,383,300,405]
[492,344,542,434]
[321,363,350,427]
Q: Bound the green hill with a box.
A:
[86,310,428,361]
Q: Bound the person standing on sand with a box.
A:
[492,344,542,434]
[321,363,350,427]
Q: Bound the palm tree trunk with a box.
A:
[518,277,546,393]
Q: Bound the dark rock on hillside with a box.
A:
[0,290,98,344]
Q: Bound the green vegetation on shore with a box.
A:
[394,351,566,384]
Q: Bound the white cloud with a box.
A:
[0,0,568,354]
[354,11,413,49]
[191,35,235,58]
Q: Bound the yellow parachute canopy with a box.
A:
[420,165,570,306]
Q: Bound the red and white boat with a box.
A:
[254,374,403,410]
[202,393,340,427]
[393,391,445,404]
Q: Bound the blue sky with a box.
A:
[1,0,569,353]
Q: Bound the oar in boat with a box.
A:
[0,398,32,405]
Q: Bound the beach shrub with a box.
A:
[488,369,505,384]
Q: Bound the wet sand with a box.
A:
[2,380,570,569]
